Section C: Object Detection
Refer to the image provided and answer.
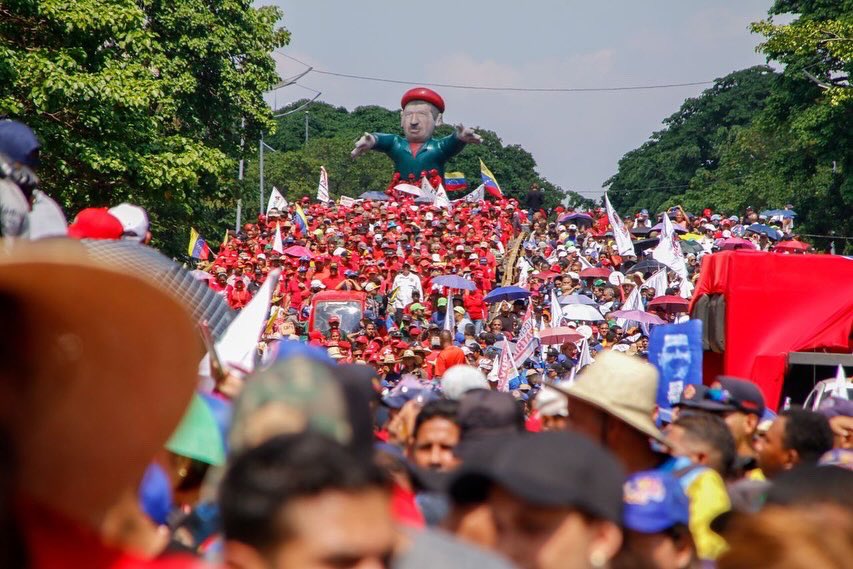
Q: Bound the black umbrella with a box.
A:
[632,238,659,256]
[82,240,235,339]
[630,258,667,275]
[630,226,652,236]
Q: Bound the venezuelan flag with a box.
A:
[293,204,308,236]
[444,171,468,192]
[479,159,503,198]
[188,227,211,260]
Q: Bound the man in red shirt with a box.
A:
[227,279,252,310]
[434,330,466,378]
[321,262,346,290]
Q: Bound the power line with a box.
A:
[274,51,714,94]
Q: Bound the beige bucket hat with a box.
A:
[549,351,667,444]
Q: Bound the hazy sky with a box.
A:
[260,1,773,199]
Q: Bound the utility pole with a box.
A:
[304,111,309,144]
[259,134,265,215]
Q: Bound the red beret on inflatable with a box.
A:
[401,87,445,113]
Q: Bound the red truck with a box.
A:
[308,291,367,337]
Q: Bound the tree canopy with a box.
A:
[0,0,289,255]
[244,100,593,211]
[604,0,851,250]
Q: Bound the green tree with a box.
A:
[604,66,778,214]
[0,0,289,255]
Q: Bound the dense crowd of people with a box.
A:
[1,118,851,569]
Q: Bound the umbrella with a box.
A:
[359,191,390,201]
[558,294,598,306]
[558,212,594,225]
[165,394,226,466]
[745,223,782,241]
[629,259,667,275]
[282,245,313,258]
[432,275,477,291]
[484,286,531,303]
[630,226,652,236]
[579,267,612,279]
[561,304,604,322]
[82,239,235,340]
[647,295,689,313]
[678,240,704,255]
[540,327,584,346]
[720,237,756,251]
[532,270,561,280]
[760,209,796,219]
[632,238,659,255]
[773,240,810,253]
[651,222,688,234]
[610,310,666,325]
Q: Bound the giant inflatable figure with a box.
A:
[351,87,482,189]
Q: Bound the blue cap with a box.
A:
[623,471,689,533]
[0,120,40,166]
[138,463,173,525]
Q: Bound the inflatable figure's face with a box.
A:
[401,101,440,143]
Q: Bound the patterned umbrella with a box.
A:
[82,240,235,339]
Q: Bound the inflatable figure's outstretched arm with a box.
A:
[351,132,376,159]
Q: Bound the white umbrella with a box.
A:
[562,303,604,322]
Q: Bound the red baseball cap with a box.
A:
[67,208,124,240]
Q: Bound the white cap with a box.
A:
[441,365,489,400]
[333,247,347,257]
[108,203,149,242]
[534,389,569,417]
[568,224,578,230]
[576,324,593,339]
[310,279,326,289]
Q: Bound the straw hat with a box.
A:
[0,239,199,526]
[548,351,667,444]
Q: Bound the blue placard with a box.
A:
[648,320,703,410]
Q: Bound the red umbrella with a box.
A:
[720,237,756,251]
[539,327,584,346]
[648,295,689,313]
[773,240,810,253]
[282,245,313,258]
[579,267,612,279]
[533,270,561,280]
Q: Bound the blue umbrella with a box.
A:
[484,286,531,303]
[432,274,477,291]
[359,191,390,201]
[760,209,796,219]
[745,223,782,241]
[558,294,598,306]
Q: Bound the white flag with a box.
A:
[646,269,669,298]
[444,291,455,332]
[652,213,688,278]
[549,289,564,328]
[496,336,519,393]
[679,278,694,299]
[831,365,850,400]
[622,285,644,311]
[266,186,287,214]
[575,337,594,371]
[604,193,636,257]
[434,183,451,209]
[513,303,538,367]
[199,270,281,377]
[339,195,356,207]
[317,166,330,203]
[451,183,485,204]
[421,175,435,199]
[272,222,284,254]
[578,254,594,270]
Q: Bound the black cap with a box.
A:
[675,384,730,412]
[448,432,625,522]
[717,376,766,416]
[457,390,524,442]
